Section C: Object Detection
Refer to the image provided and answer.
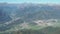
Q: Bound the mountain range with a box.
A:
[0,3,60,34]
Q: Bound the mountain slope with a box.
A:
[0,3,60,34]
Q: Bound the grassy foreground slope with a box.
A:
[1,21,60,34]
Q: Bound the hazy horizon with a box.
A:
[0,0,60,4]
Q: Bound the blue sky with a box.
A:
[0,0,60,4]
